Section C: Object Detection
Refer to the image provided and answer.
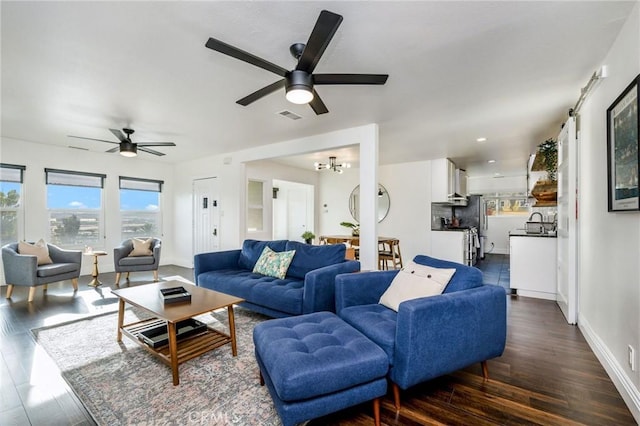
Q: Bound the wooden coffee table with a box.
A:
[112,281,244,385]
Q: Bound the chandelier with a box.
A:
[314,156,351,174]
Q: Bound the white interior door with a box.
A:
[272,180,314,242]
[556,117,578,324]
[193,177,220,255]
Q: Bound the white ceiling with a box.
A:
[1,1,635,177]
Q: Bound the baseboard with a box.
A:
[579,313,640,423]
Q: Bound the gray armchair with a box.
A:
[2,242,82,302]
[113,238,161,286]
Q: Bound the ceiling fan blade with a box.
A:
[309,90,329,115]
[68,135,119,145]
[296,10,343,74]
[136,142,176,147]
[205,38,288,77]
[313,74,389,85]
[109,128,127,142]
[237,79,285,106]
[138,146,165,156]
[105,146,120,153]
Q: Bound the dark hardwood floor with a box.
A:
[1,264,636,425]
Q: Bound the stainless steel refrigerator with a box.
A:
[453,195,487,259]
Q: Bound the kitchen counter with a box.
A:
[509,229,557,238]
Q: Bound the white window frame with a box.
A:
[45,168,106,249]
[0,163,26,244]
[119,176,164,241]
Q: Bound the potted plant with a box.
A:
[340,221,360,236]
[531,138,558,206]
[301,231,315,244]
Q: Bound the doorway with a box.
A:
[193,177,220,255]
[272,180,314,242]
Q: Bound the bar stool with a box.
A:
[378,239,403,270]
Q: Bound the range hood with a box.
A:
[433,193,468,206]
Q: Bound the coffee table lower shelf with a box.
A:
[120,318,232,366]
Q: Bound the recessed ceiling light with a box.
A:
[487,159,496,164]
[494,172,501,177]
[476,137,487,142]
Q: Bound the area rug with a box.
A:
[32,307,281,425]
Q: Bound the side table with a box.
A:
[84,251,108,287]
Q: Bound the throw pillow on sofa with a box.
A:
[238,239,288,270]
[18,239,53,266]
[129,238,153,256]
[253,246,295,279]
[379,261,456,311]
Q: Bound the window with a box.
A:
[484,193,530,216]
[46,169,105,249]
[247,180,264,232]
[120,176,163,241]
[0,164,25,245]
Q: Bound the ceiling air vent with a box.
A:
[278,110,302,120]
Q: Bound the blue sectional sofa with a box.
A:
[335,255,507,410]
[194,239,360,318]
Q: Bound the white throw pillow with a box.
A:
[18,239,53,266]
[379,261,456,312]
[129,238,153,256]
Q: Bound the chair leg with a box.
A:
[153,270,159,282]
[392,381,401,412]
[126,272,130,281]
[6,284,14,299]
[28,287,37,303]
[71,278,78,291]
[259,370,264,386]
[115,272,121,286]
[373,397,381,426]
[481,360,489,380]
[43,284,48,291]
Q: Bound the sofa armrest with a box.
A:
[302,260,361,314]
[2,247,38,285]
[193,249,242,283]
[152,241,162,268]
[392,285,507,389]
[335,270,398,314]
[48,244,82,264]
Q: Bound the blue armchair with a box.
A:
[2,242,82,302]
[113,238,161,286]
[335,255,506,411]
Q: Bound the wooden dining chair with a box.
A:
[378,239,403,270]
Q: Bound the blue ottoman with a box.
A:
[253,311,389,426]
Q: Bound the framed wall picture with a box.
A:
[607,73,639,212]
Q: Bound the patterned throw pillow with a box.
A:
[252,246,296,279]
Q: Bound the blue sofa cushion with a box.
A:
[338,304,397,363]
[37,262,79,278]
[118,255,155,266]
[198,269,305,315]
[238,240,288,271]
[285,241,346,280]
[253,312,389,402]
[413,255,483,293]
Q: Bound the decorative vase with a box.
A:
[531,180,558,206]
[305,239,312,244]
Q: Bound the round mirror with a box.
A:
[349,184,390,223]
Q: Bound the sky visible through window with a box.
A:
[46,186,158,210]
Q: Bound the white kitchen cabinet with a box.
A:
[431,230,465,264]
[509,235,557,300]
[431,158,456,203]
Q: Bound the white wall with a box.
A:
[576,3,640,421]
[171,124,379,268]
[0,137,175,281]
[485,216,524,255]
[318,160,433,262]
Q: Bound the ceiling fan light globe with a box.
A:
[286,88,313,104]
[120,150,137,158]
[120,141,137,157]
